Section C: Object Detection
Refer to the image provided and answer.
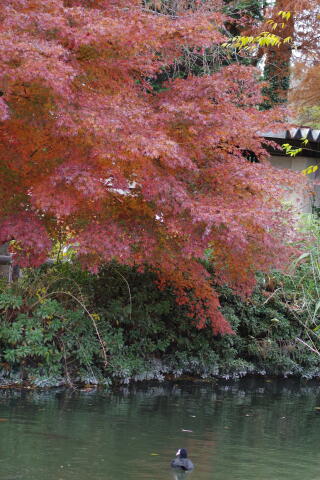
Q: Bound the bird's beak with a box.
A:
[176,449,181,456]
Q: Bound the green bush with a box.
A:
[0,246,320,386]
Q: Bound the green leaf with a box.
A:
[0,293,23,310]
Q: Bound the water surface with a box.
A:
[0,378,320,480]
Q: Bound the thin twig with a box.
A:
[296,337,320,356]
[112,268,132,324]
[31,291,108,366]
[262,287,281,305]
[58,338,76,389]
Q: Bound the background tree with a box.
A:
[0,0,303,334]
[224,1,319,110]
[256,0,320,111]
[261,0,294,107]
[288,3,320,126]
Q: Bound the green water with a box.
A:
[0,378,320,480]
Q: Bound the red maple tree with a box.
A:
[0,0,304,334]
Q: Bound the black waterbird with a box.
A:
[171,448,194,471]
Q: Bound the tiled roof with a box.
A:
[262,128,320,142]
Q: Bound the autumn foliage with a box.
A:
[0,0,303,334]
[254,0,320,111]
[286,2,320,124]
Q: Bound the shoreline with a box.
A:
[0,369,320,390]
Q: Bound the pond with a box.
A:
[0,377,320,480]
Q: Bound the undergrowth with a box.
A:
[0,255,319,387]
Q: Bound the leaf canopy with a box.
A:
[0,0,305,334]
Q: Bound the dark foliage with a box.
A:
[0,261,318,386]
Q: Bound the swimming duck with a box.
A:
[171,448,194,471]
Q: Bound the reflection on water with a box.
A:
[171,470,193,480]
[0,378,319,480]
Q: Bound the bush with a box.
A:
[0,248,320,386]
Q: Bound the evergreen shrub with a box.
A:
[0,255,319,386]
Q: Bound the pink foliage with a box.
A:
[0,214,52,267]
[0,0,306,334]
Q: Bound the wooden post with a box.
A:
[0,244,11,281]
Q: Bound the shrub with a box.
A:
[0,249,320,386]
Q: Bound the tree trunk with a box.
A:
[263,0,294,107]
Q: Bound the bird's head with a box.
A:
[176,448,188,458]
